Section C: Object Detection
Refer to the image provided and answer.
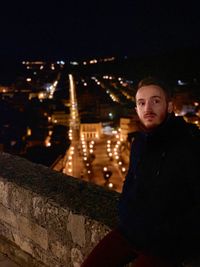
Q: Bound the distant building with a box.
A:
[80,122,102,140]
[25,127,47,149]
[51,111,70,126]
[120,115,140,141]
[29,91,48,100]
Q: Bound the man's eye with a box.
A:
[138,102,145,106]
[153,99,160,104]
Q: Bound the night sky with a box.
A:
[1,1,200,61]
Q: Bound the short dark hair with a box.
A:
[136,76,173,101]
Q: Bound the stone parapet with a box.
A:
[0,152,120,267]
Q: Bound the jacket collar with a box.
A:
[140,113,189,144]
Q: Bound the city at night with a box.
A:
[0,1,200,267]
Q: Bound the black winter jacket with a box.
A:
[118,114,200,260]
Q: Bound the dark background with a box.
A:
[0,1,199,61]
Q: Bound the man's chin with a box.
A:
[143,122,158,131]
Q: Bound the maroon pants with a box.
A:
[81,229,181,267]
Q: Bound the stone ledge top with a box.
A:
[0,152,120,228]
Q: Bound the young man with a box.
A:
[81,77,200,267]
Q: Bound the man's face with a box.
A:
[135,85,171,130]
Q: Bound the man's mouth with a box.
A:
[144,113,156,119]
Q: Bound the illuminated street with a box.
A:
[58,74,129,192]
[62,134,127,193]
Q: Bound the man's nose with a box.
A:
[144,101,153,112]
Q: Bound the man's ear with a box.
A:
[167,101,173,113]
[135,106,138,115]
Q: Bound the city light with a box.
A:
[108,182,113,188]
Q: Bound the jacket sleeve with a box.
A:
[118,140,136,223]
[161,138,200,258]
[180,140,200,233]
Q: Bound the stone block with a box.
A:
[0,179,9,208]
[8,185,32,216]
[32,196,47,225]
[67,212,85,247]
[0,222,14,243]
[18,215,48,250]
[0,204,48,251]
[50,240,69,262]
[12,232,33,255]
[0,204,18,229]
[71,248,83,267]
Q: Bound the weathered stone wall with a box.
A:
[0,152,120,267]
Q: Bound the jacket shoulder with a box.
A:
[187,123,200,139]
